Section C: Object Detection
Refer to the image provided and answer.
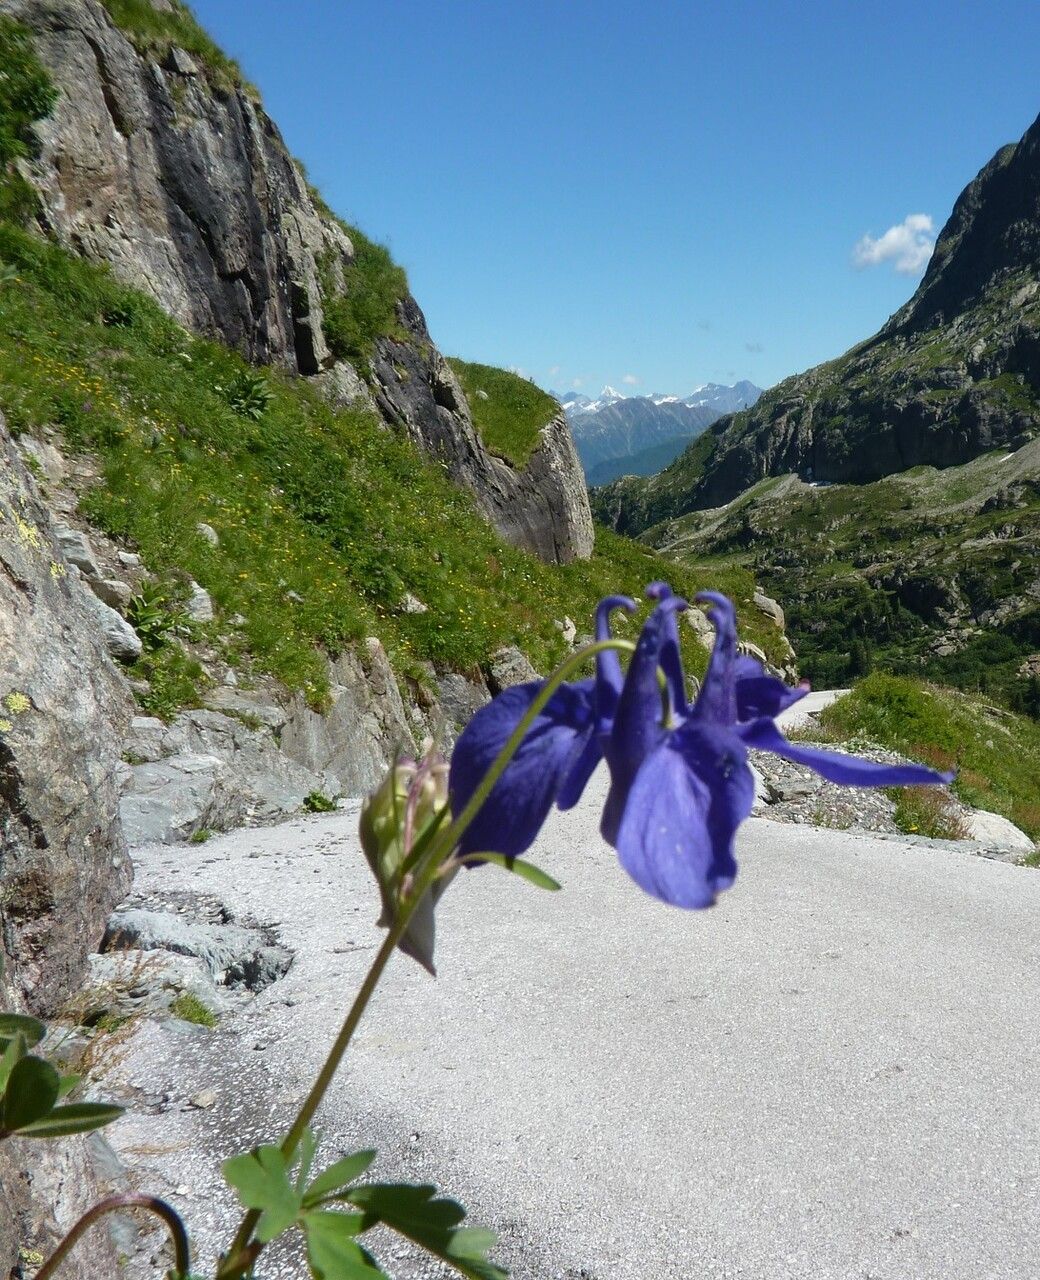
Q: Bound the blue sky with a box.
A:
[193,1,1040,395]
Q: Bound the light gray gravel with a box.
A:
[105,767,1040,1279]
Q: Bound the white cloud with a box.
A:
[548,364,561,376]
[852,213,935,275]
[622,373,639,385]
[571,377,584,389]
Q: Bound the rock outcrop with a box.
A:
[595,110,1040,532]
[1,409,131,1278]
[5,0,593,564]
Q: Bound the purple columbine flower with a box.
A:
[448,585,954,909]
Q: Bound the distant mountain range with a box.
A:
[557,382,763,484]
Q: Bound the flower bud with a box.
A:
[358,752,453,975]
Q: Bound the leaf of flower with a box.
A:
[1,1055,60,1132]
[303,1149,378,1206]
[346,1183,508,1280]
[301,1210,386,1279]
[459,853,561,891]
[12,1102,123,1138]
[223,1145,302,1244]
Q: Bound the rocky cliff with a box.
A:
[2,0,592,564]
[596,110,1040,532]
[0,409,130,1278]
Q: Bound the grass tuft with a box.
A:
[170,992,218,1028]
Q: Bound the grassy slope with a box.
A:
[815,674,1040,844]
[0,224,787,715]
[446,359,557,468]
[98,0,252,94]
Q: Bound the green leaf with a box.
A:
[13,1102,123,1138]
[346,1183,508,1280]
[1,1054,60,1131]
[0,1014,45,1048]
[466,854,561,891]
[301,1210,386,1279]
[223,1145,302,1244]
[303,1149,378,1207]
[56,1073,80,1100]
[0,1033,27,1095]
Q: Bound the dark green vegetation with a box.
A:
[447,359,559,467]
[622,447,1040,710]
[98,0,252,94]
[0,223,784,718]
[0,16,57,224]
[815,675,1040,843]
[318,226,409,373]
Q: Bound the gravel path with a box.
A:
[104,767,1040,1280]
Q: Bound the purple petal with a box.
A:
[449,679,595,857]
[739,717,955,787]
[646,582,690,717]
[606,595,687,830]
[611,725,752,909]
[692,592,738,725]
[557,728,603,810]
[594,594,636,722]
[735,664,810,723]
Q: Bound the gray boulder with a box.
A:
[53,522,102,577]
[186,580,214,623]
[103,909,292,989]
[487,645,540,693]
[82,586,144,662]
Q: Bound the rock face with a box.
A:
[0,412,133,1015]
[595,110,1040,532]
[369,307,594,563]
[7,0,592,564]
[0,409,131,1279]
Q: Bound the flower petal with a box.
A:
[594,594,636,723]
[604,595,686,838]
[449,679,595,857]
[734,655,810,723]
[646,582,690,716]
[738,717,956,787]
[611,726,752,909]
[557,728,603,810]
[692,591,738,724]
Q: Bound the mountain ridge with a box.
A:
[594,111,1040,532]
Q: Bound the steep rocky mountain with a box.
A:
[564,380,762,481]
[592,110,1040,699]
[597,112,1040,531]
[1,0,593,565]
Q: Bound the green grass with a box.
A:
[818,673,1040,842]
[318,226,409,372]
[98,0,253,95]
[0,16,57,224]
[0,222,777,719]
[170,992,218,1027]
[446,359,558,467]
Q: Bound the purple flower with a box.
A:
[448,585,954,909]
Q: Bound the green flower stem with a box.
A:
[216,637,633,1280]
[35,1195,190,1280]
